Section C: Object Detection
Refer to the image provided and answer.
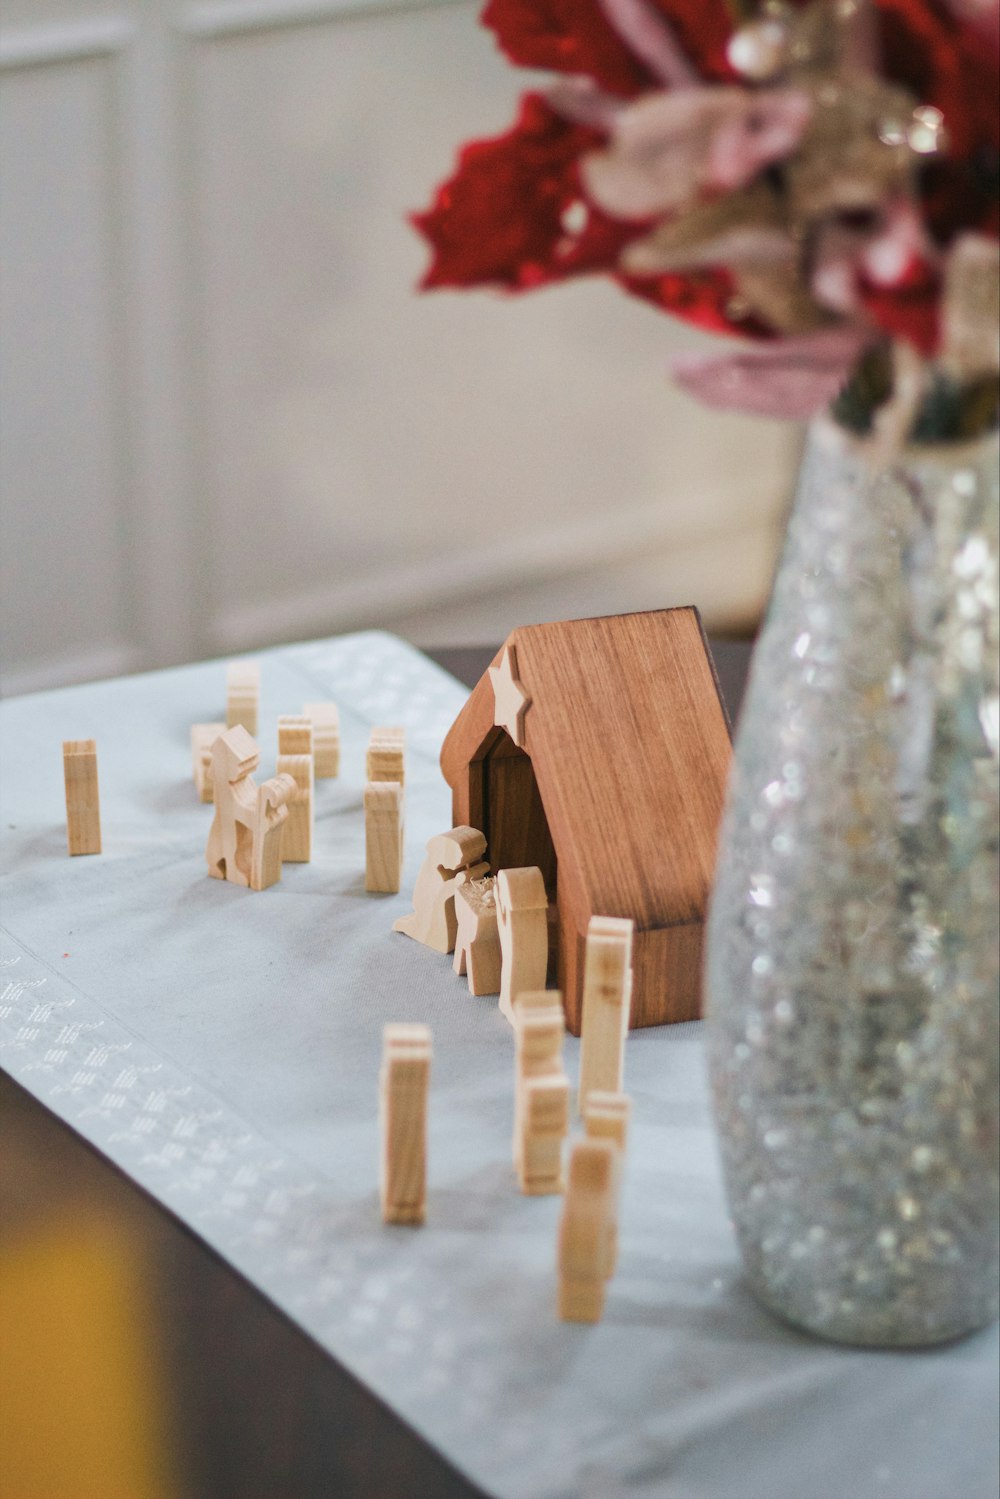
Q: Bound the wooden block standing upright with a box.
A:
[453,877,502,995]
[303,701,340,778]
[558,1137,617,1323]
[205,725,296,891]
[583,1090,631,1276]
[276,716,314,863]
[367,726,405,785]
[226,661,260,737]
[578,916,634,1114]
[394,827,488,953]
[513,990,568,1193]
[380,1023,432,1225]
[191,722,225,802]
[63,740,101,855]
[365,781,404,893]
[496,866,549,1026]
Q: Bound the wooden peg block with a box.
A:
[380,1023,432,1225]
[453,877,502,995]
[367,726,405,785]
[394,827,488,953]
[583,1090,631,1152]
[276,714,313,757]
[226,660,260,737]
[578,915,634,1114]
[63,740,101,855]
[558,1137,616,1323]
[513,990,566,1189]
[583,1090,630,1276]
[519,1075,569,1195]
[303,701,340,778]
[496,866,549,1026]
[275,753,313,863]
[365,781,404,893]
[191,722,225,802]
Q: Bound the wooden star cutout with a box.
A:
[489,643,530,748]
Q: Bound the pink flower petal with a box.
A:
[671,328,873,418]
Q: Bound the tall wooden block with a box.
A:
[365,781,404,893]
[380,1023,432,1225]
[226,661,259,737]
[578,916,634,1114]
[558,1137,617,1323]
[303,701,340,778]
[191,722,225,802]
[63,740,101,855]
[496,866,549,1026]
[367,727,405,786]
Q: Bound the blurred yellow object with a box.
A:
[0,1217,178,1499]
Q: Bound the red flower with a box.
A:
[858,254,943,352]
[480,0,734,98]
[411,94,644,292]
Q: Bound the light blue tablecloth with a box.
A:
[1,632,996,1499]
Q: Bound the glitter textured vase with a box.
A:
[705,416,1000,1347]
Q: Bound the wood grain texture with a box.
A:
[364,781,404,894]
[275,751,313,863]
[303,701,340,778]
[63,739,101,855]
[226,661,259,737]
[380,1024,431,1226]
[440,610,732,1033]
[577,917,633,1112]
[191,722,225,803]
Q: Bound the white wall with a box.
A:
[0,0,802,696]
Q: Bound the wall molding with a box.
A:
[0,16,135,71]
[210,491,783,653]
[180,0,465,40]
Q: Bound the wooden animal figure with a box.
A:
[394,827,488,953]
[380,1023,432,1225]
[557,1137,617,1323]
[191,722,225,802]
[453,877,502,995]
[364,781,404,893]
[276,716,314,863]
[583,1091,631,1276]
[303,701,340,778]
[226,660,259,736]
[205,726,295,891]
[63,739,101,855]
[496,866,549,1025]
[578,916,634,1114]
[512,990,567,1193]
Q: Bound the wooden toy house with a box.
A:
[440,609,732,1033]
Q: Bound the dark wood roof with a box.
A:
[440,609,732,936]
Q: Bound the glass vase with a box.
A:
[705,415,1000,1347]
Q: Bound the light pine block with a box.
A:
[191,722,225,803]
[513,990,567,1192]
[364,781,404,893]
[453,877,502,995]
[367,726,405,786]
[496,866,549,1026]
[578,916,634,1114]
[583,1090,631,1276]
[303,701,340,778]
[558,1137,617,1323]
[63,739,101,855]
[276,753,313,863]
[226,660,260,737]
[276,715,313,757]
[394,827,488,953]
[380,1023,432,1225]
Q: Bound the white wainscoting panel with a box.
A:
[0,43,141,695]
[1,0,800,694]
